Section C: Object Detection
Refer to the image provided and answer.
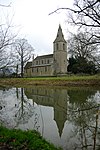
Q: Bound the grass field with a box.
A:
[0,75,100,87]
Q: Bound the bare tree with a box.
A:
[12,39,34,77]
[68,31,99,60]
[68,0,100,28]
[49,0,100,27]
[0,23,17,69]
[0,2,18,70]
[49,0,100,42]
[68,31,100,73]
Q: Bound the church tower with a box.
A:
[53,25,67,75]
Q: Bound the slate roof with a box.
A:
[24,62,32,69]
[34,54,53,60]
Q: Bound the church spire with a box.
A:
[54,24,66,43]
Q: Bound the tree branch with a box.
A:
[0,3,11,7]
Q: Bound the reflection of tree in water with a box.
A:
[0,87,40,131]
[0,99,7,126]
[14,88,39,129]
[67,89,100,150]
[68,88,96,103]
[0,87,13,127]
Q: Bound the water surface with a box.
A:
[0,86,100,150]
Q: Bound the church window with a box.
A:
[56,43,59,50]
[45,66,47,72]
[32,68,34,72]
[47,59,49,64]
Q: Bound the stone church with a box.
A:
[24,25,67,77]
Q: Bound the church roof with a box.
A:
[24,62,32,69]
[34,54,53,60]
[54,24,66,43]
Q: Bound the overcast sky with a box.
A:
[0,0,74,56]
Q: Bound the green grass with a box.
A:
[24,74,100,81]
[1,74,100,81]
[0,126,62,150]
[0,75,100,87]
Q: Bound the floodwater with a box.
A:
[0,86,100,150]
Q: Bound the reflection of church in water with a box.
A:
[24,87,68,137]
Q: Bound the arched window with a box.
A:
[32,68,34,72]
[42,60,43,64]
[45,66,47,72]
[47,59,49,64]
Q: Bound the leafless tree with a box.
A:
[12,39,34,77]
[0,2,18,70]
[49,0,100,42]
[49,0,100,27]
[68,31,99,60]
[0,23,17,69]
[68,0,100,27]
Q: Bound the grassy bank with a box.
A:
[0,126,61,150]
[0,75,100,87]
